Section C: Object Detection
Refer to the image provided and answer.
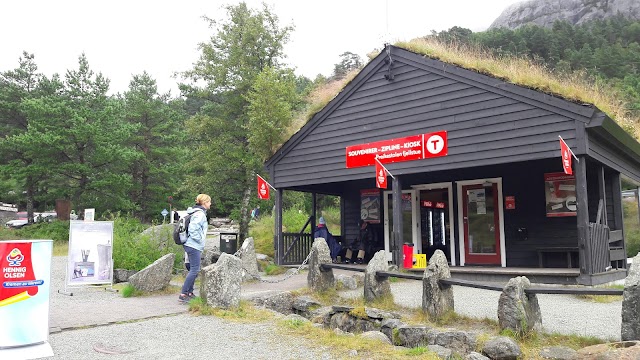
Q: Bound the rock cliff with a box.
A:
[489,0,640,30]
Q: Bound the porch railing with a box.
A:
[281,215,314,265]
[588,222,610,273]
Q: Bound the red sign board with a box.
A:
[505,196,515,210]
[345,131,447,168]
[421,201,446,209]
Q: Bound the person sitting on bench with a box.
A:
[314,217,342,263]
[344,220,373,265]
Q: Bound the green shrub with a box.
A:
[624,201,640,257]
[8,220,70,243]
[112,217,183,271]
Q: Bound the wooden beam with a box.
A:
[598,165,607,226]
[275,188,284,265]
[392,176,403,266]
[575,155,591,277]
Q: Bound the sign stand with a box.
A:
[59,221,116,297]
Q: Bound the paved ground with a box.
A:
[6,256,625,359]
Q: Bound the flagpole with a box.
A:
[558,136,579,162]
[257,174,277,190]
[375,157,395,179]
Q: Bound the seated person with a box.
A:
[313,217,342,263]
[344,220,373,265]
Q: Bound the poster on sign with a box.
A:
[66,221,114,286]
[360,189,380,223]
[544,173,576,217]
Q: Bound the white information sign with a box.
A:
[84,208,95,222]
[66,221,113,286]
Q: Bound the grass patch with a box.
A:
[264,264,287,275]
[188,299,273,322]
[120,283,180,298]
[575,294,622,303]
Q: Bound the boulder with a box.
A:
[465,352,490,360]
[336,274,358,290]
[360,331,392,345]
[292,296,322,318]
[539,346,578,360]
[329,312,379,333]
[253,291,295,315]
[127,253,174,292]
[307,238,334,291]
[140,224,173,248]
[498,276,542,334]
[239,237,259,282]
[422,250,454,320]
[431,329,477,356]
[200,253,241,309]
[364,250,391,302]
[577,341,640,360]
[113,268,137,283]
[397,325,430,348]
[482,336,521,360]
[381,318,405,344]
[622,253,640,341]
[428,345,453,359]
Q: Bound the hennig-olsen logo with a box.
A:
[7,248,24,266]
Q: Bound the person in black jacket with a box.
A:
[314,217,342,263]
[344,220,373,264]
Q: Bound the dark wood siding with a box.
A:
[272,48,587,189]
[588,133,640,182]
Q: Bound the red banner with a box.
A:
[257,175,270,200]
[375,160,387,189]
[345,131,447,168]
[559,137,573,175]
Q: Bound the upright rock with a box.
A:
[498,276,542,334]
[200,252,242,309]
[490,0,640,30]
[239,237,259,282]
[128,253,175,292]
[622,253,640,341]
[422,250,454,320]
[364,251,391,302]
[307,238,334,292]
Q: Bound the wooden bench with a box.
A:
[537,247,579,268]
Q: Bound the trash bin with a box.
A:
[219,232,238,254]
[403,243,414,269]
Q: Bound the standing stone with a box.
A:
[622,253,640,341]
[239,237,259,282]
[364,251,391,302]
[200,252,242,309]
[128,253,175,292]
[422,250,454,319]
[498,276,541,334]
[307,238,334,292]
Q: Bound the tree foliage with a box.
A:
[180,2,295,239]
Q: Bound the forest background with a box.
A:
[1,2,640,243]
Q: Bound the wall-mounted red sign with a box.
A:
[421,200,446,209]
[345,131,447,168]
[505,196,515,210]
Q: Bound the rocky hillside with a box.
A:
[490,0,640,29]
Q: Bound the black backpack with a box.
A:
[173,209,202,245]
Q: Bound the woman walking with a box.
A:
[179,193,211,304]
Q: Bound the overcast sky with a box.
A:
[1,0,523,95]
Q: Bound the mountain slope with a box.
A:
[490,0,640,29]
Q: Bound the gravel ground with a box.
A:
[47,315,333,360]
[35,257,623,359]
[341,279,622,341]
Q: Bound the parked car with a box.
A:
[5,211,28,229]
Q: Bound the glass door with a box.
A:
[462,183,501,265]
[383,190,417,261]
